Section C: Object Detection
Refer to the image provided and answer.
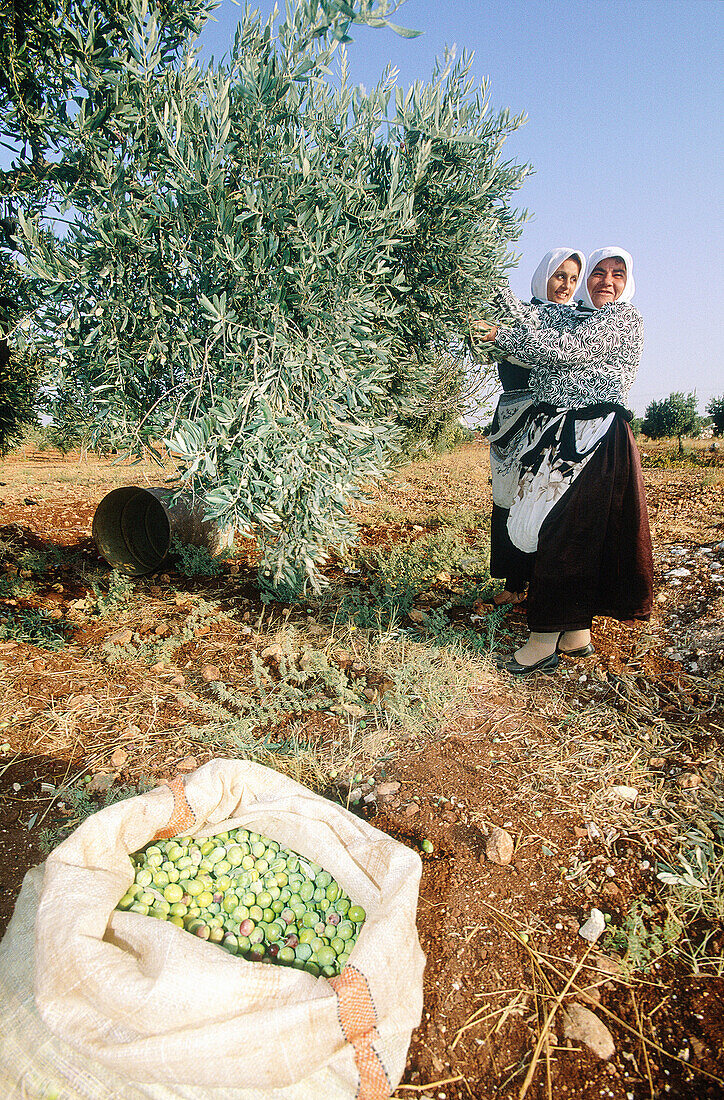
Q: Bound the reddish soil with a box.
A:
[1,443,723,1099]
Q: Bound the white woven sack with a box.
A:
[0,758,425,1100]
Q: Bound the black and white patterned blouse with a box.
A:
[493,292,644,409]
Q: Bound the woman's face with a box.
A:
[587,256,627,308]
[546,257,581,304]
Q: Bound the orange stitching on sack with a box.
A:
[152,777,196,840]
[330,966,390,1100]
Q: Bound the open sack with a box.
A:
[0,758,425,1099]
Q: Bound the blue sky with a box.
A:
[199,0,724,417]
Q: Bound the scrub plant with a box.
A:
[38,777,156,854]
[90,569,135,617]
[170,536,224,579]
[603,898,682,974]
[0,606,70,648]
[333,526,490,629]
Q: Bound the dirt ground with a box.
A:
[0,441,723,1099]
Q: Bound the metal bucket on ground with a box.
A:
[92,486,233,576]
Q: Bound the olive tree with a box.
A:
[0,0,214,452]
[642,392,701,453]
[707,396,724,436]
[18,0,528,592]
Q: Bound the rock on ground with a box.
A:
[485,826,514,865]
[562,1003,616,1060]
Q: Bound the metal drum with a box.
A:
[92,486,233,575]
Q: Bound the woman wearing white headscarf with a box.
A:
[475,246,653,675]
[489,248,586,605]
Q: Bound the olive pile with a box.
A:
[116,827,365,977]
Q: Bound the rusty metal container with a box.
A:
[92,486,233,576]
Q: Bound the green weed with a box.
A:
[0,606,70,649]
[17,546,70,576]
[101,597,227,665]
[170,536,224,578]
[603,897,682,973]
[257,565,307,605]
[332,527,490,630]
[657,817,724,929]
[90,569,135,618]
[38,777,155,854]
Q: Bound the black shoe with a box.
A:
[503,652,560,677]
[556,642,595,658]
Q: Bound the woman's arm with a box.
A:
[495,303,643,371]
[487,284,547,327]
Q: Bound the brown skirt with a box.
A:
[523,416,654,632]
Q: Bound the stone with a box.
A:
[648,756,666,769]
[176,755,197,772]
[562,1004,615,1060]
[408,609,425,624]
[677,772,702,789]
[608,785,638,804]
[485,826,514,865]
[377,781,401,797]
[579,908,606,943]
[109,628,133,645]
[86,771,114,795]
[405,802,420,817]
[574,983,602,1007]
[590,953,622,977]
[110,747,128,769]
[261,643,283,662]
[201,664,222,682]
[340,703,365,717]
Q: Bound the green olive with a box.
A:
[120,827,366,978]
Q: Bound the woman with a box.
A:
[488,248,586,606]
[476,246,653,675]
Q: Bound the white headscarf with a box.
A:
[530,247,587,304]
[579,246,636,309]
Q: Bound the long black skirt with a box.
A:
[491,416,654,632]
[490,503,533,593]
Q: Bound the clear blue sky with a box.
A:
[199,0,724,417]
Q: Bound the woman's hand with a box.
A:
[469,317,499,343]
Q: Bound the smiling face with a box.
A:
[587,256,627,308]
[545,256,581,304]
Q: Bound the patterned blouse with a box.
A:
[491,288,644,409]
